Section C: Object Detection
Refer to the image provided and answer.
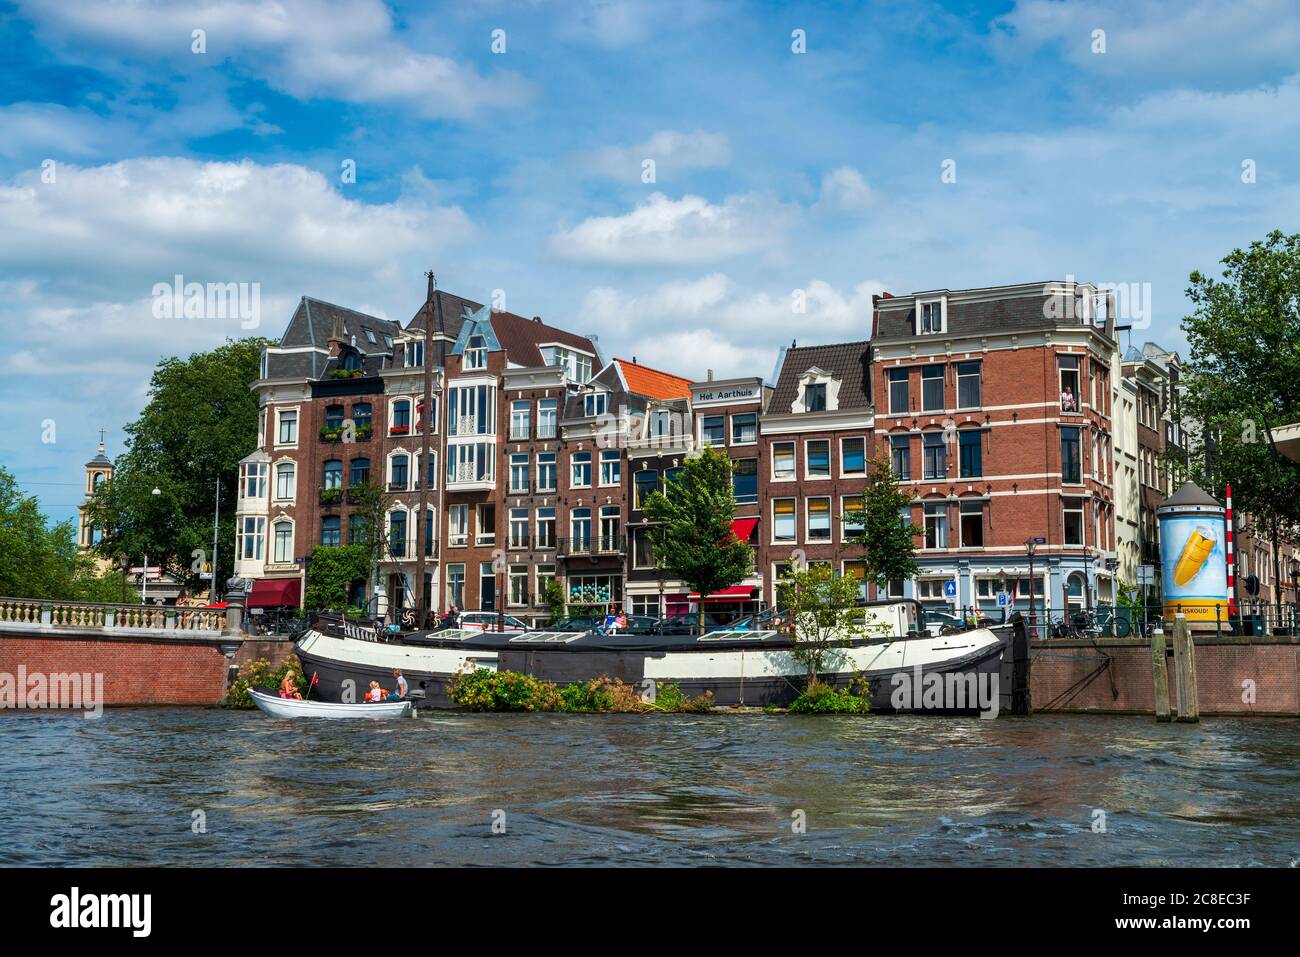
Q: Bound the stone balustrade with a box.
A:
[0,598,226,634]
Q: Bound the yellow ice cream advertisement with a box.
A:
[1158,514,1228,622]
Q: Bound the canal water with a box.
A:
[3,710,1297,866]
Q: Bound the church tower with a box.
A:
[79,431,113,554]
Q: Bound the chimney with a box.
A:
[327,315,346,357]
[532,315,542,323]
[707,369,714,381]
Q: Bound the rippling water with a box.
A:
[3,709,1298,866]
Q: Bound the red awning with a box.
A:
[688,586,757,601]
[248,578,302,608]
[731,516,759,542]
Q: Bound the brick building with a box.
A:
[758,341,873,605]
[871,281,1120,620]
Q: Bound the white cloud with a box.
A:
[549,192,796,265]
[19,0,531,119]
[816,166,874,213]
[583,130,731,181]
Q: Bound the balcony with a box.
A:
[319,486,343,507]
[445,462,495,492]
[558,535,625,558]
[320,423,373,443]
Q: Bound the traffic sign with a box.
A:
[944,580,957,598]
[128,566,161,574]
[1031,537,1046,545]
[996,593,1009,608]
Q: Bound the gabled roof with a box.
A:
[768,340,873,413]
[280,297,398,353]
[491,311,598,367]
[613,358,693,400]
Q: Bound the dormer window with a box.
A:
[406,341,424,368]
[918,298,946,335]
[803,383,827,412]
[340,349,361,371]
[465,334,488,370]
[584,392,607,417]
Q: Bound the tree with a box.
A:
[304,545,371,613]
[777,562,866,683]
[1181,230,1300,602]
[842,455,922,591]
[85,338,271,591]
[642,447,753,633]
[343,480,393,612]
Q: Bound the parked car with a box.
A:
[456,611,530,631]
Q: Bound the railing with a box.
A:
[557,535,625,558]
[0,598,225,632]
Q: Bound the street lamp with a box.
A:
[143,487,161,605]
[1025,537,1040,636]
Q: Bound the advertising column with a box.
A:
[1156,482,1228,627]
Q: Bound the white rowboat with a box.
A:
[248,687,413,719]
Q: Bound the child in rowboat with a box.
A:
[364,681,385,703]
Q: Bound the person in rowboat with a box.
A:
[279,672,303,699]
[364,680,385,703]
[391,669,408,700]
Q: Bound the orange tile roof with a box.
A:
[614,358,693,400]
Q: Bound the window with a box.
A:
[958,430,982,478]
[888,368,909,415]
[571,451,592,488]
[634,470,659,508]
[773,441,796,480]
[391,399,411,433]
[701,415,725,447]
[348,514,369,546]
[239,516,265,560]
[919,299,945,334]
[509,566,529,606]
[544,346,594,383]
[324,404,344,430]
[537,399,558,439]
[405,340,424,368]
[509,508,529,548]
[446,442,494,484]
[425,451,437,489]
[272,522,293,563]
[570,508,592,549]
[446,564,465,610]
[891,435,911,480]
[731,412,758,444]
[536,452,557,492]
[475,504,495,546]
[956,361,981,408]
[536,564,556,600]
[923,502,947,549]
[599,506,620,551]
[599,449,621,486]
[277,409,297,445]
[389,511,407,558]
[448,385,495,436]
[1061,426,1082,484]
[510,401,531,440]
[275,462,295,500]
[632,528,655,569]
[584,392,607,417]
[806,440,831,479]
[352,402,372,431]
[923,432,946,480]
[807,497,831,541]
[773,498,797,542]
[841,437,865,476]
[959,500,984,547]
[448,505,468,547]
[648,408,674,440]
[322,459,343,490]
[803,383,827,412]
[1063,497,1084,545]
[464,334,488,370]
[320,515,341,548]
[536,508,556,548]
[389,453,408,490]
[843,497,865,535]
[509,454,530,493]
[1059,355,1080,412]
[844,561,868,601]
[733,458,758,505]
[921,365,944,411]
[423,509,435,557]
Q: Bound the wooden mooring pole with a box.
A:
[1150,626,1171,722]
[1171,614,1200,723]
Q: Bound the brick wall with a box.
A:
[1031,638,1300,715]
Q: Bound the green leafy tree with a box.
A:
[642,447,752,634]
[304,544,371,613]
[842,455,922,591]
[85,338,271,591]
[778,562,867,683]
[1181,230,1300,602]
[539,577,566,623]
[0,466,82,599]
[343,480,392,612]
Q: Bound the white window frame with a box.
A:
[275,408,299,448]
[599,449,621,487]
[805,439,831,480]
[271,518,294,565]
[772,441,796,481]
[839,436,866,477]
[772,497,797,543]
[917,297,947,335]
[805,496,832,542]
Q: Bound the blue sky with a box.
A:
[4,0,1299,524]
